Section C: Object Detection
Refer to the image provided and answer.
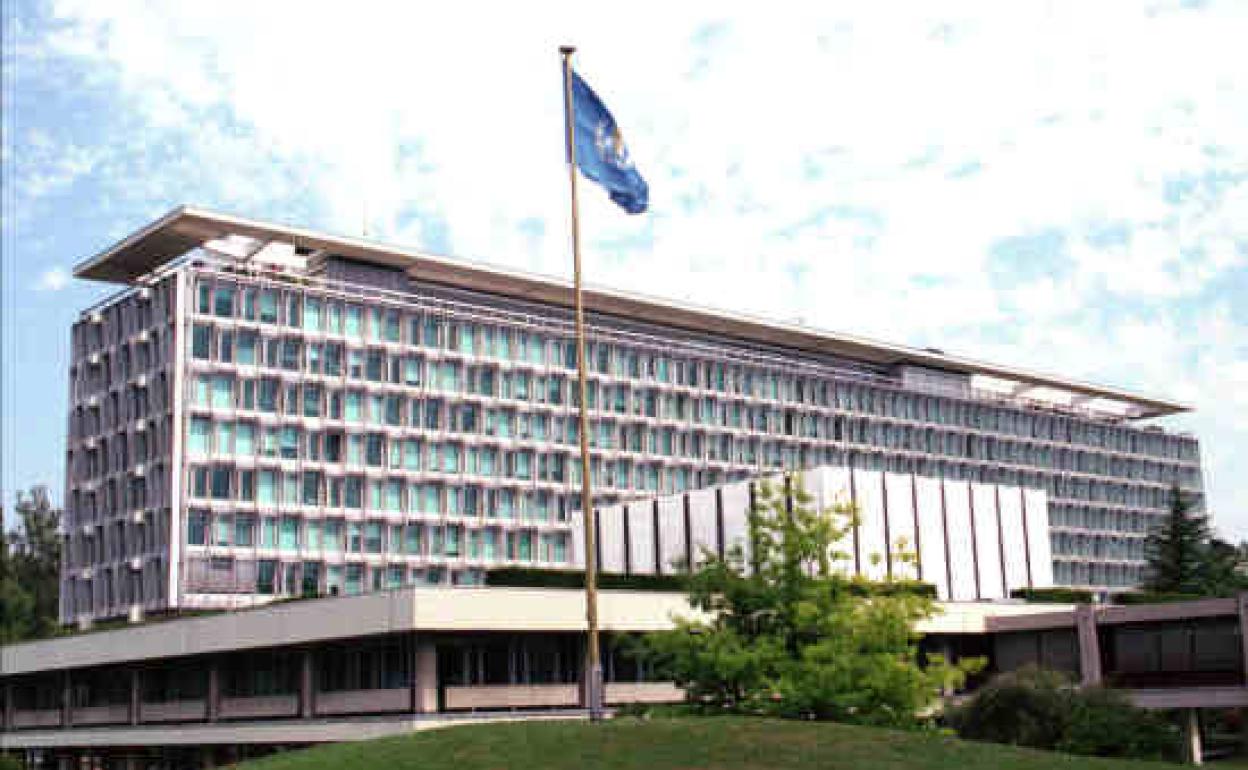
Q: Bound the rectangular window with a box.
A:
[235,423,255,455]
[192,324,212,359]
[260,517,277,548]
[213,287,235,318]
[279,517,300,550]
[345,564,363,595]
[384,480,402,512]
[214,513,233,546]
[365,522,382,554]
[210,466,232,499]
[211,376,234,409]
[345,306,363,338]
[302,471,321,506]
[259,291,278,324]
[306,520,323,550]
[345,392,362,422]
[215,421,234,455]
[345,477,363,509]
[187,511,208,546]
[304,298,322,331]
[303,385,322,417]
[237,331,257,365]
[257,470,277,505]
[234,515,256,547]
[323,520,343,552]
[280,427,300,460]
[188,417,211,455]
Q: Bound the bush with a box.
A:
[1008,587,1094,604]
[1110,591,1205,605]
[948,667,1177,762]
[1057,686,1176,759]
[485,568,688,592]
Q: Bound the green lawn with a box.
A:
[238,716,1173,769]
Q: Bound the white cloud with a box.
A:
[34,266,69,292]
[9,0,1248,533]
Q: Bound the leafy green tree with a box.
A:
[0,526,38,643]
[1,486,63,641]
[643,475,981,727]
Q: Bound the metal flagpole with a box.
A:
[559,44,604,722]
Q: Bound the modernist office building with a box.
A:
[60,207,1203,624]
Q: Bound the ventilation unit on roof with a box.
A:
[896,364,971,399]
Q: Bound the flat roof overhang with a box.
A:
[73,206,1192,418]
[1,587,1079,676]
[2,588,700,675]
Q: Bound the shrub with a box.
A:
[948,667,1177,762]
[1008,587,1095,604]
[484,568,688,592]
[1057,687,1176,760]
[947,667,1071,749]
[1111,590,1205,605]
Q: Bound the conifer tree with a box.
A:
[1143,485,1212,594]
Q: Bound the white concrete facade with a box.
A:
[60,207,1206,627]
[571,466,1053,601]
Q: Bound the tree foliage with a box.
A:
[948,667,1177,761]
[641,475,982,727]
[1,485,63,643]
[1143,485,1245,597]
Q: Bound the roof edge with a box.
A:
[70,206,1195,417]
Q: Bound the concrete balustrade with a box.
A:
[605,682,683,705]
[314,688,409,716]
[70,704,130,726]
[444,684,579,710]
[11,709,62,729]
[219,694,300,720]
[139,699,208,723]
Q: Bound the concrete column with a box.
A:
[206,658,220,723]
[2,681,12,731]
[1075,605,1102,686]
[130,669,141,725]
[1183,708,1203,766]
[61,671,73,729]
[413,640,438,714]
[299,648,315,719]
[1237,593,1248,684]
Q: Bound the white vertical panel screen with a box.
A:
[971,484,1005,600]
[884,472,918,581]
[944,481,978,601]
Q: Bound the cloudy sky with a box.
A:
[2,1,1245,535]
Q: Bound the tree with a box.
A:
[642,474,981,727]
[1,485,63,642]
[1142,485,1243,596]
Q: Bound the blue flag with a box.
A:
[567,70,649,214]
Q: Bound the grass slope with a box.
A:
[239,717,1169,770]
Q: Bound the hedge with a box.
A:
[1110,591,1207,605]
[485,568,689,592]
[485,568,937,598]
[1009,587,1095,604]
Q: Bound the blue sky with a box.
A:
[3,1,1246,536]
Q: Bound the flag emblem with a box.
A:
[567,70,649,214]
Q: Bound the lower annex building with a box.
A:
[60,207,1205,625]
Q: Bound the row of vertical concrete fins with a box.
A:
[573,465,1053,601]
